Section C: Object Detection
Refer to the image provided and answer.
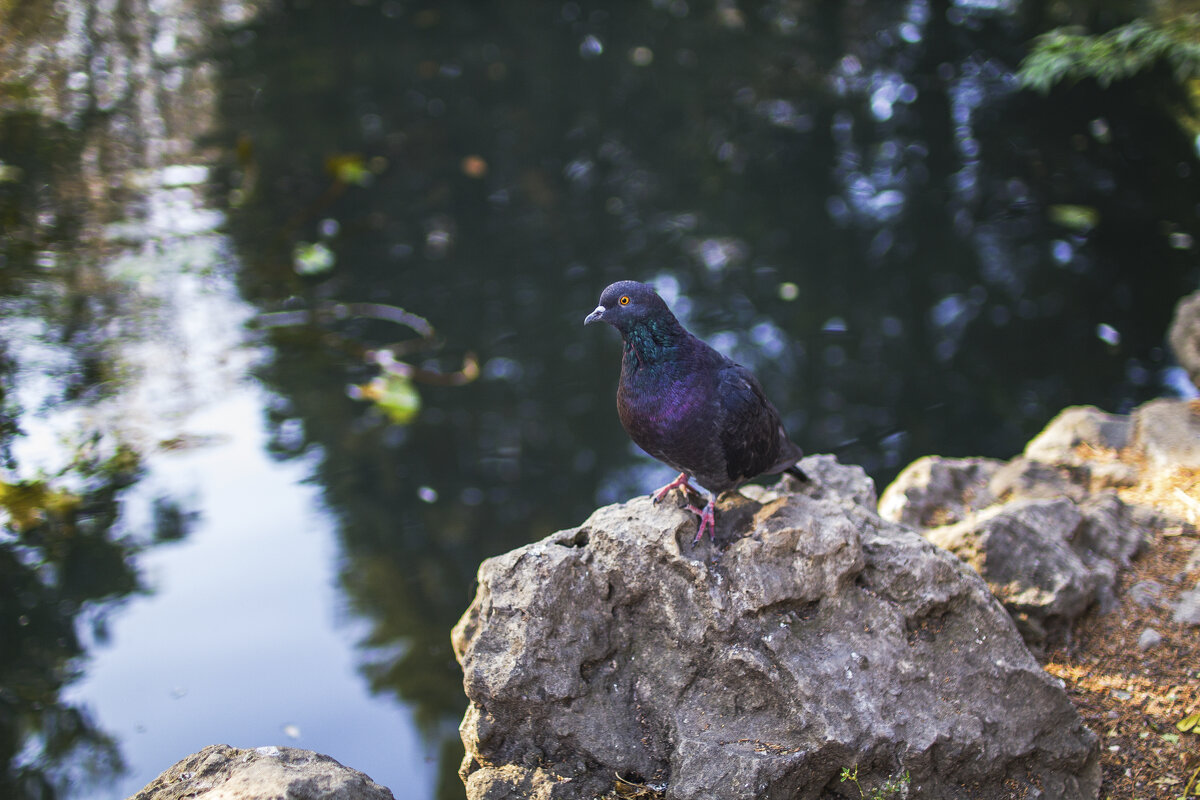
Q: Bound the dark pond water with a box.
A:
[1,1,1198,798]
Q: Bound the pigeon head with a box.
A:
[583,281,674,335]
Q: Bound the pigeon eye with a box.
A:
[619,295,630,306]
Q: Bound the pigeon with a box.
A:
[584,280,808,542]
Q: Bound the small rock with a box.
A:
[1172,582,1200,626]
[1127,580,1164,608]
[128,744,394,800]
[1136,628,1162,651]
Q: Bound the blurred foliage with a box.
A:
[1019,14,1200,131]
[1020,15,1200,91]
[0,439,144,799]
[0,480,80,532]
[0,83,168,800]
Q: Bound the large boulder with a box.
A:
[452,457,1100,800]
[127,744,394,800]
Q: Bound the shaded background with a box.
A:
[0,0,1197,798]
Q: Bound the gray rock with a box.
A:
[453,458,1100,800]
[127,744,394,800]
[1128,399,1200,470]
[1173,582,1200,626]
[926,498,1103,645]
[1168,289,1200,391]
[1136,628,1163,651]
[1024,406,1132,466]
[987,457,1091,503]
[1127,580,1164,609]
[1072,493,1146,571]
[878,456,1002,528]
[914,488,1145,647]
[767,452,878,510]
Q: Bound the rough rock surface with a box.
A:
[880,399,1197,650]
[922,495,1142,644]
[127,744,394,800]
[453,456,1100,800]
[1023,406,1131,467]
[876,456,1002,529]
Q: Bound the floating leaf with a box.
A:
[1178,711,1200,732]
[293,241,336,275]
[1048,204,1100,232]
[356,373,421,425]
[325,153,372,186]
[460,155,488,178]
[1162,732,1181,743]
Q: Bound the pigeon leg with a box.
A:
[686,494,717,543]
[652,472,700,503]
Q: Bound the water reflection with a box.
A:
[1,0,1198,798]
[0,97,136,800]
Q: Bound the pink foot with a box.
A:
[652,472,700,503]
[686,497,717,543]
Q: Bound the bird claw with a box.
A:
[686,501,717,544]
[652,472,700,504]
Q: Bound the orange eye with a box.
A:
[619,295,630,306]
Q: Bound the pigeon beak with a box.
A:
[583,305,605,325]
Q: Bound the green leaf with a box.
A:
[1048,204,1100,232]
[293,241,336,275]
[363,374,421,425]
[326,153,373,186]
[1178,711,1200,732]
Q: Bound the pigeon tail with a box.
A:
[784,464,810,483]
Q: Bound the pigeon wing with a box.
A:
[715,363,786,487]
